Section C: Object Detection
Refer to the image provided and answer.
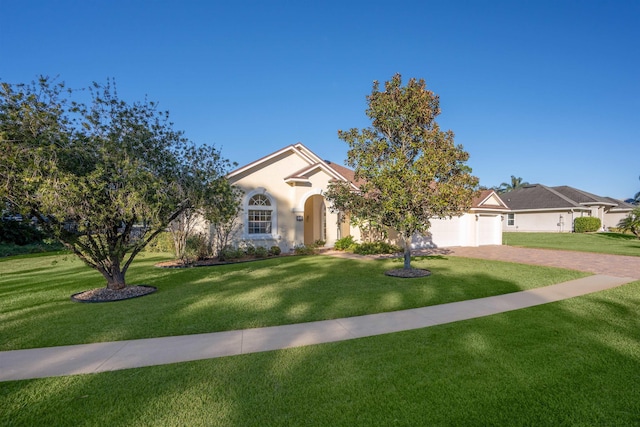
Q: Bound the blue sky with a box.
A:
[2,0,638,199]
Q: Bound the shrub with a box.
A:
[255,246,268,258]
[269,246,281,256]
[145,231,174,253]
[334,235,356,251]
[312,239,326,248]
[0,241,65,257]
[574,217,601,233]
[185,234,210,261]
[218,246,244,261]
[0,219,45,245]
[352,241,402,255]
[243,243,256,256]
[294,244,317,255]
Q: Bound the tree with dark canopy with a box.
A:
[1,77,234,291]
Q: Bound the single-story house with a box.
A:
[501,184,635,232]
[225,143,507,251]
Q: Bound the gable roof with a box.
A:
[227,143,359,189]
[471,189,509,211]
[227,143,320,178]
[502,184,633,212]
[283,161,356,188]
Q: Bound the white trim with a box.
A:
[476,190,509,209]
[243,188,278,239]
[507,207,590,213]
[228,144,316,179]
[292,188,324,213]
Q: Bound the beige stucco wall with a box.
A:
[503,210,581,232]
[227,154,359,252]
[505,208,631,233]
[226,145,503,251]
[605,211,631,230]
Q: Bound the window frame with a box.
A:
[507,213,515,227]
[244,190,277,237]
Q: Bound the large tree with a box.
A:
[0,77,234,290]
[325,74,478,271]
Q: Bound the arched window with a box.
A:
[248,194,272,234]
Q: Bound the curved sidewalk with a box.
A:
[1,271,635,381]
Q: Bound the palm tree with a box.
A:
[497,175,529,194]
[626,176,640,205]
[617,207,640,238]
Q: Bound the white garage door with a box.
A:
[429,216,463,247]
[477,215,500,245]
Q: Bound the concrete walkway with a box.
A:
[1,248,638,381]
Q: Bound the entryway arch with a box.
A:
[304,194,326,245]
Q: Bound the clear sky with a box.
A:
[2,0,638,199]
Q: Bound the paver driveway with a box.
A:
[446,246,640,279]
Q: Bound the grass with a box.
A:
[0,252,590,351]
[504,231,640,256]
[2,280,639,426]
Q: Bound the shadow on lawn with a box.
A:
[151,255,525,333]
[593,232,638,241]
[4,281,639,426]
[0,253,531,351]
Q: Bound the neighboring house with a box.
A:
[226,143,507,251]
[501,184,634,232]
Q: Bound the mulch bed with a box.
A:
[384,268,432,278]
[71,285,157,303]
[155,258,254,268]
[155,253,297,268]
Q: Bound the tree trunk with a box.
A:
[402,235,412,270]
[102,267,127,290]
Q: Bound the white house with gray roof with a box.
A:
[502,184,634,232]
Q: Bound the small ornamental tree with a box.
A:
[617,207,640,238]
[207,185,243,260]
[169,144,239,264]
[0,77,234,291]
[325,74,479,272]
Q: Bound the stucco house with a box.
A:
[501,184,634,232]
[225,143,507,252]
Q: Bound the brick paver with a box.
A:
[446,246,640,279]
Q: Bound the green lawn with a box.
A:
[0,252,589,351]
[504,231,640,256]
[2,280,639,426]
